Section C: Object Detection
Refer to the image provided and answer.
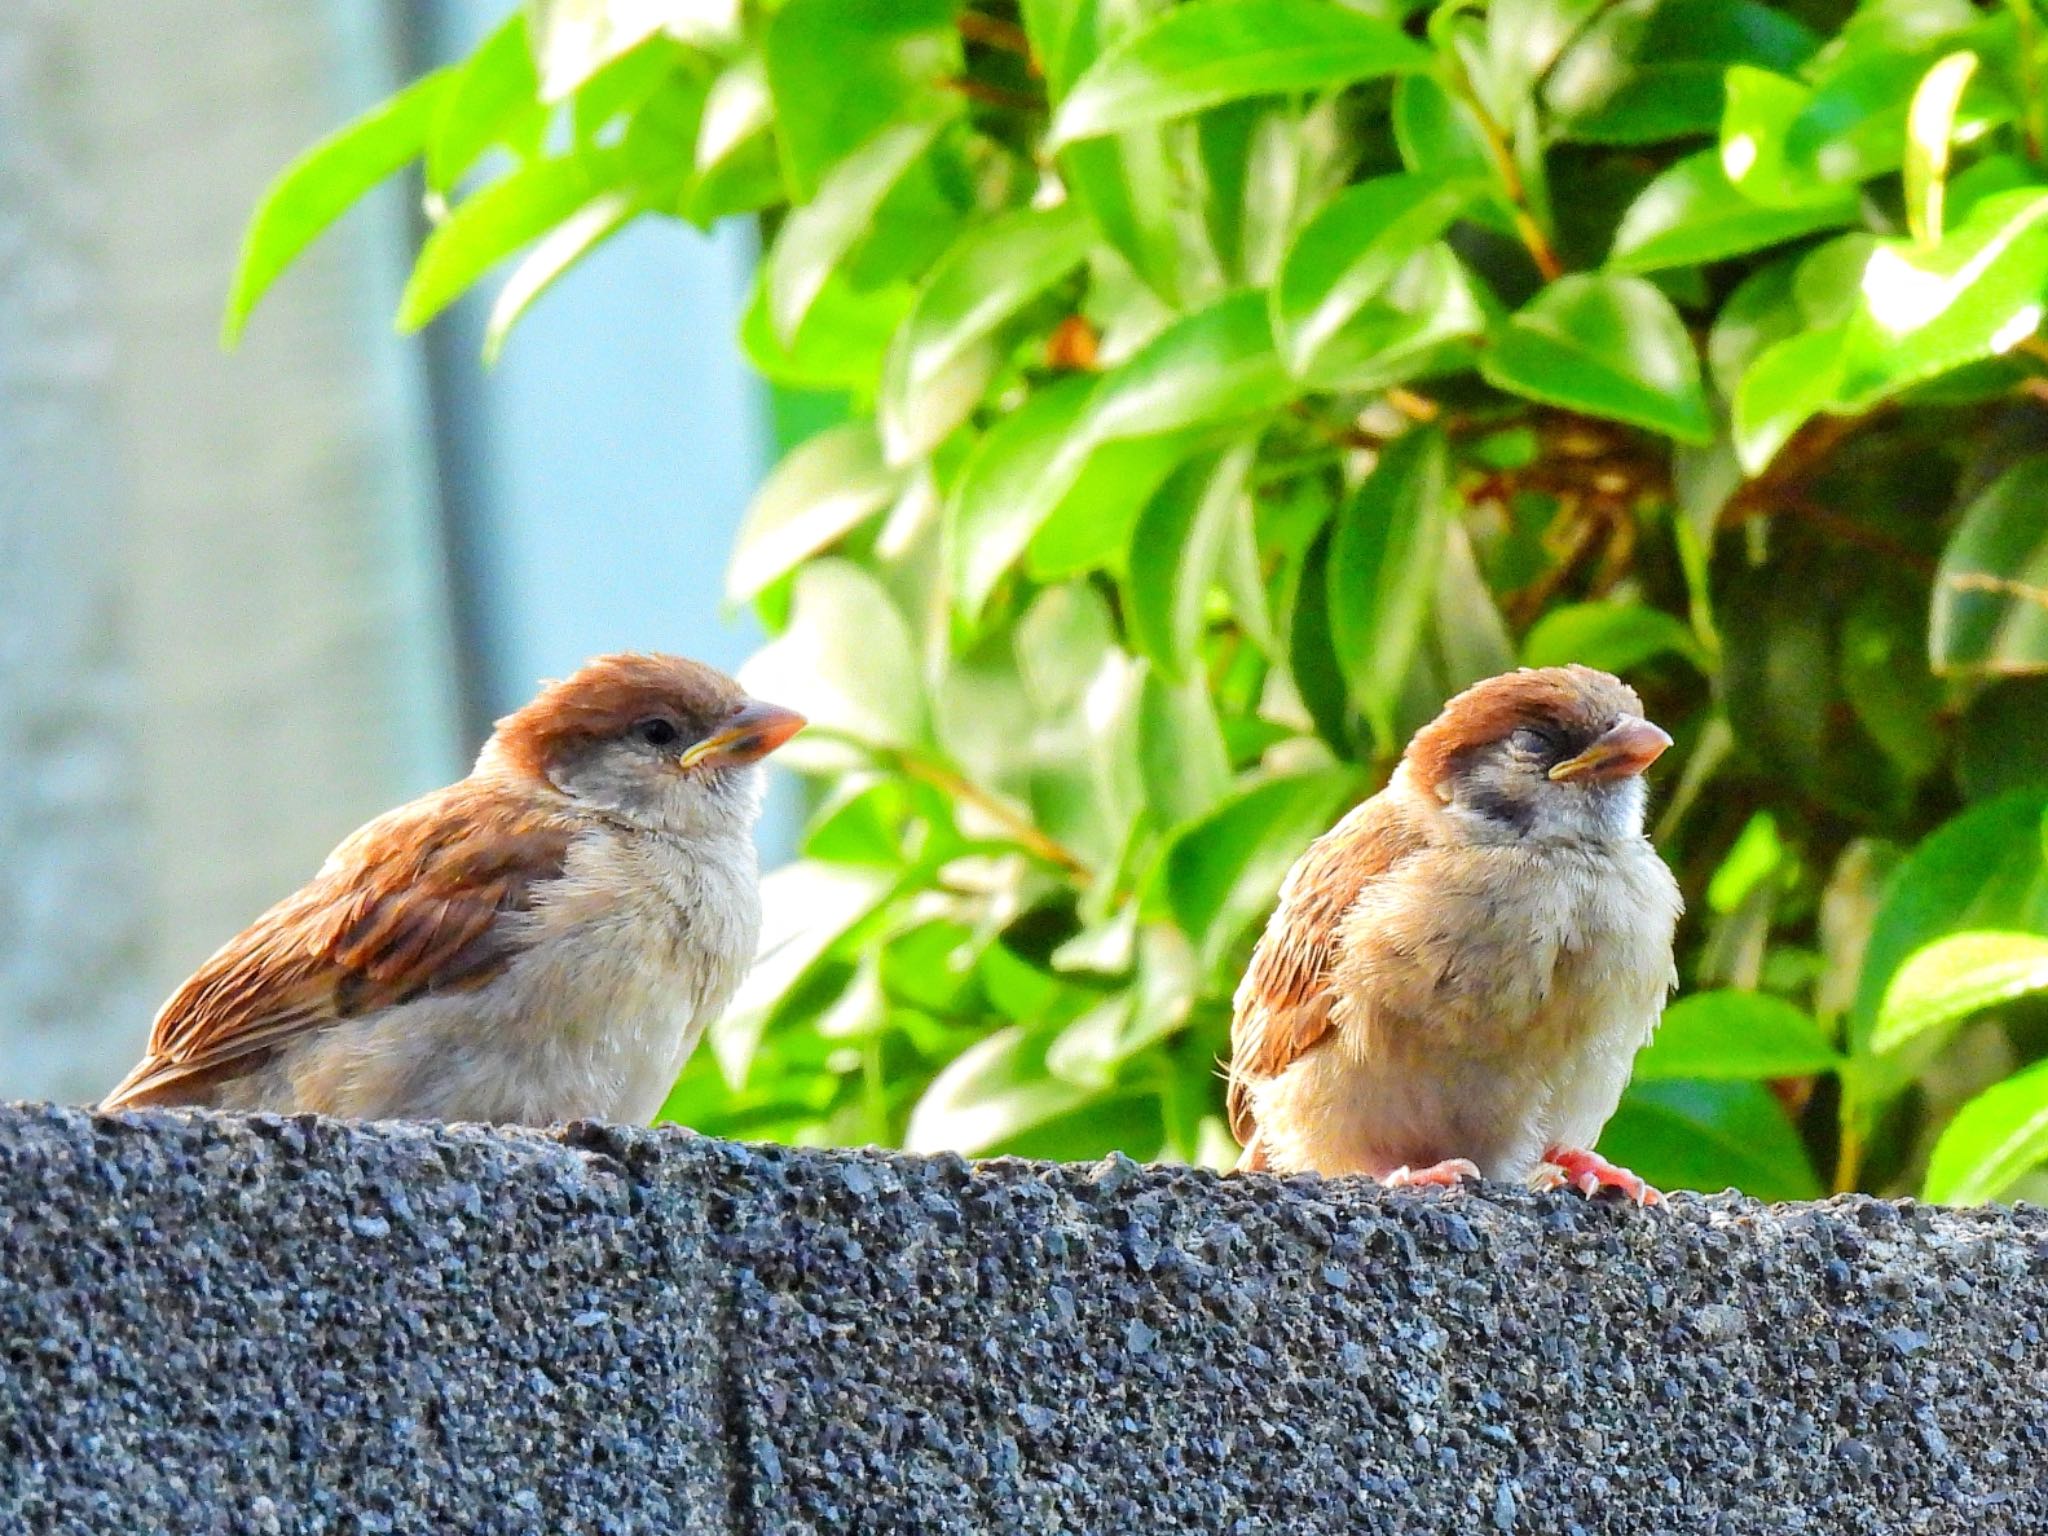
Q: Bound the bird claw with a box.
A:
[1534,1147,1662,1205]
[1381,1158,1481,1190]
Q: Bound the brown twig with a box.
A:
[942,75,1046,113]
[958,11,1038,72]
[895,753,1094,881]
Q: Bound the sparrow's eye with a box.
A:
[635,717,682,749]
[1510,726,1558,759]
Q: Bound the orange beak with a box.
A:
[1547,716,1672,783]
[678,699,807,770]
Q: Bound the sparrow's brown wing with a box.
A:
[1226,793,1423,1150]
[103,782,577,1110]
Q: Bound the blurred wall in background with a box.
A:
[0,0,769,1103]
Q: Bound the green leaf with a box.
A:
[1125,445,1255,681]
[1729,326,1847,474]
[763,0,959,198]
[1087,289,1293,441]
[1905,51,1980,246]
[1634,990,1842,1081]
[1048,0,1429,147]
[1328,429,1451,747]
[428,13,544,193]
[1162,770,1356,976]
[1607,151,1855,274]
[1931,456,2048,677]
[1601,1079,1824,1200]
[727,423,906,603]
[482,189,637,363]
[223,67,454,344]
[1270,174,1485,374]
[1872,931,2048,1055]
[686,54,780,225]
[1850,791,2048,1057]
[1300,244,1495,392]
[1138,668,1232,828]
[1546,0,1818,145]
[527,0,727,101]
[738,559,926,756]
[706,858,897,1086]
[1834,189,2048,409]
[398,148,630,331]
[1481,275,1712,443]
[1922,1057,2048,1205]
[1959,678,2048,800]
[1016,583,1117,717]
[764,119,944,346]
[949,376,1097,620]
[1521,602,1705,673]
[880,204,1094,464]
[905,1023,1098,1155]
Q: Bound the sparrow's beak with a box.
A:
[678,699,807,770]
[1547,716,1672,783]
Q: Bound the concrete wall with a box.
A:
[2,1104,2041,1533]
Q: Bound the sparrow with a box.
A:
[1227,665,1682,1202]
[102,652,804,1126]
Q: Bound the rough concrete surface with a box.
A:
[0,1105,2043,1534]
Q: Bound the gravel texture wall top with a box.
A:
[1,1104,2044,1535]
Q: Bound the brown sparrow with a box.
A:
[1228,666,1681,1202]
[102,652,803,1126]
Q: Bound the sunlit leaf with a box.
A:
[906,1024,1098,1154]
[224,67,454,343]
[1872,931,2048,1055]
[739,560,926,756]
[1602,1079,1824,1200]
[1521,602,1706,673]
[429,13,544,192]
[1922,1057,2048,1204]
[1049,0,1428,147]
[1126,445,1255,681]
[727,423,906,602]
[1607,151,1854,273]
[1481,274,1712,442]
[1634,990,1841,1081]
[1905,51,1979,246]
[1932,456,2048,677]
[483,189,637,363]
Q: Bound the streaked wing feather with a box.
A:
[1226,794,1421,1145]
[104,783,576,1109]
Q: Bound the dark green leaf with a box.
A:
[1087,289,1294,441]
[1601,1079,1824,1200]
[1328,429,1452,747]
[1959,678,2048,799]
[1932,456,2048,677]
[1634,990,1842,1081]
[1729,325,1846,474]
[1922,1057,2048,1204]
[1048,0,1429,147]
[1481,273,1712,443]
[224,67,454,343]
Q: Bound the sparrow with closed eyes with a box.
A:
[102,652,803,1126]
[1228,665,1682,1201]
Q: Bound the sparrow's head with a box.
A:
[483,652,805,836]
[1404,665,1671,845]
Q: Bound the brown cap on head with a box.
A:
[489,652,750,780]
[1405,665,1656,795]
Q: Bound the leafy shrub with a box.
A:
[232,0,2048,1202]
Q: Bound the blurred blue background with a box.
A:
[0,0,778,1102]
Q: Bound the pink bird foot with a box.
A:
[1381,1158,1482,1190]
[1536,1147,1661,1205]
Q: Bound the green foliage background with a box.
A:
[234,0,2048,1203]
